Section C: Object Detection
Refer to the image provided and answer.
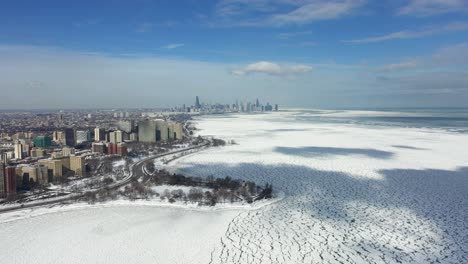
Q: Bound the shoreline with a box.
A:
[0,191,285,224]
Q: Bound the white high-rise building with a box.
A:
[14,141,23,160]
[109,130,123,144]
[94,127,105,142]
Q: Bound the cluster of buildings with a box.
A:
[169,96,279,114]
[0,112,185,199]
[0,145,86,198]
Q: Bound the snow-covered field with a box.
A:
[1,110,467,263]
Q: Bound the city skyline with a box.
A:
[1,1,468,109]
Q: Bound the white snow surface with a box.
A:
[1,110,468,263]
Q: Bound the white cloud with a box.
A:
[344,21,468,43]
[271,0,365,25]
[232,61,313,75]
[214,0,366,26]
[398,0,468,16]
[163,43,185,49]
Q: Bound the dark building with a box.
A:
[0,164,5,198]
[91,142,107,154]
[256,98,260,107]
[5,166,17,196]
[275,104,278,111]
[265,103,273,111]
[64,128,76,147]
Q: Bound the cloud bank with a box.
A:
[231,61,313,75]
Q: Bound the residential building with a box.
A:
[62,146,75,157]
[30,148,46,158]
[109,130,123,144]
[53,131,65,144]
[70,155,86,177]
[92,142,106,154]
[107,143,118,155]
[94,127,105,142]
[117,143,128,156]
[138,120,157,143]
[39,159,63,180]
[5,166,17,195]
[21,165,48,185]
[0,164,5,198]
[14,141,23,160]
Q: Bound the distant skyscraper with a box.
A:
[275,104,278,111]
[265,103,273,111]
[195,96,201,109]
[256,98,260,107]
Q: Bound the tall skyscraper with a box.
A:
[256,98,260,107]
[195,96,201,109]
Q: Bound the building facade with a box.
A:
[33,136,52,148]
[76,130,91,144]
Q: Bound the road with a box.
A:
[0,139,211,214]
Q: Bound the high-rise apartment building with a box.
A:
[5,166,17,196]
[109,130,123,144]
[138,120,157,143]
[14,141,23,160]
[94,127,105,142]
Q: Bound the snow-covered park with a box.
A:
[1,110,467,263]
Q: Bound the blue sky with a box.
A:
[0,0,468,109]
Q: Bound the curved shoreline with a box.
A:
[0,191,285,224]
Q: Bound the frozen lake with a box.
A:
[1,109,467,263]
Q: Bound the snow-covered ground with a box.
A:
[1,110,467,263]
[173,111,468,263]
